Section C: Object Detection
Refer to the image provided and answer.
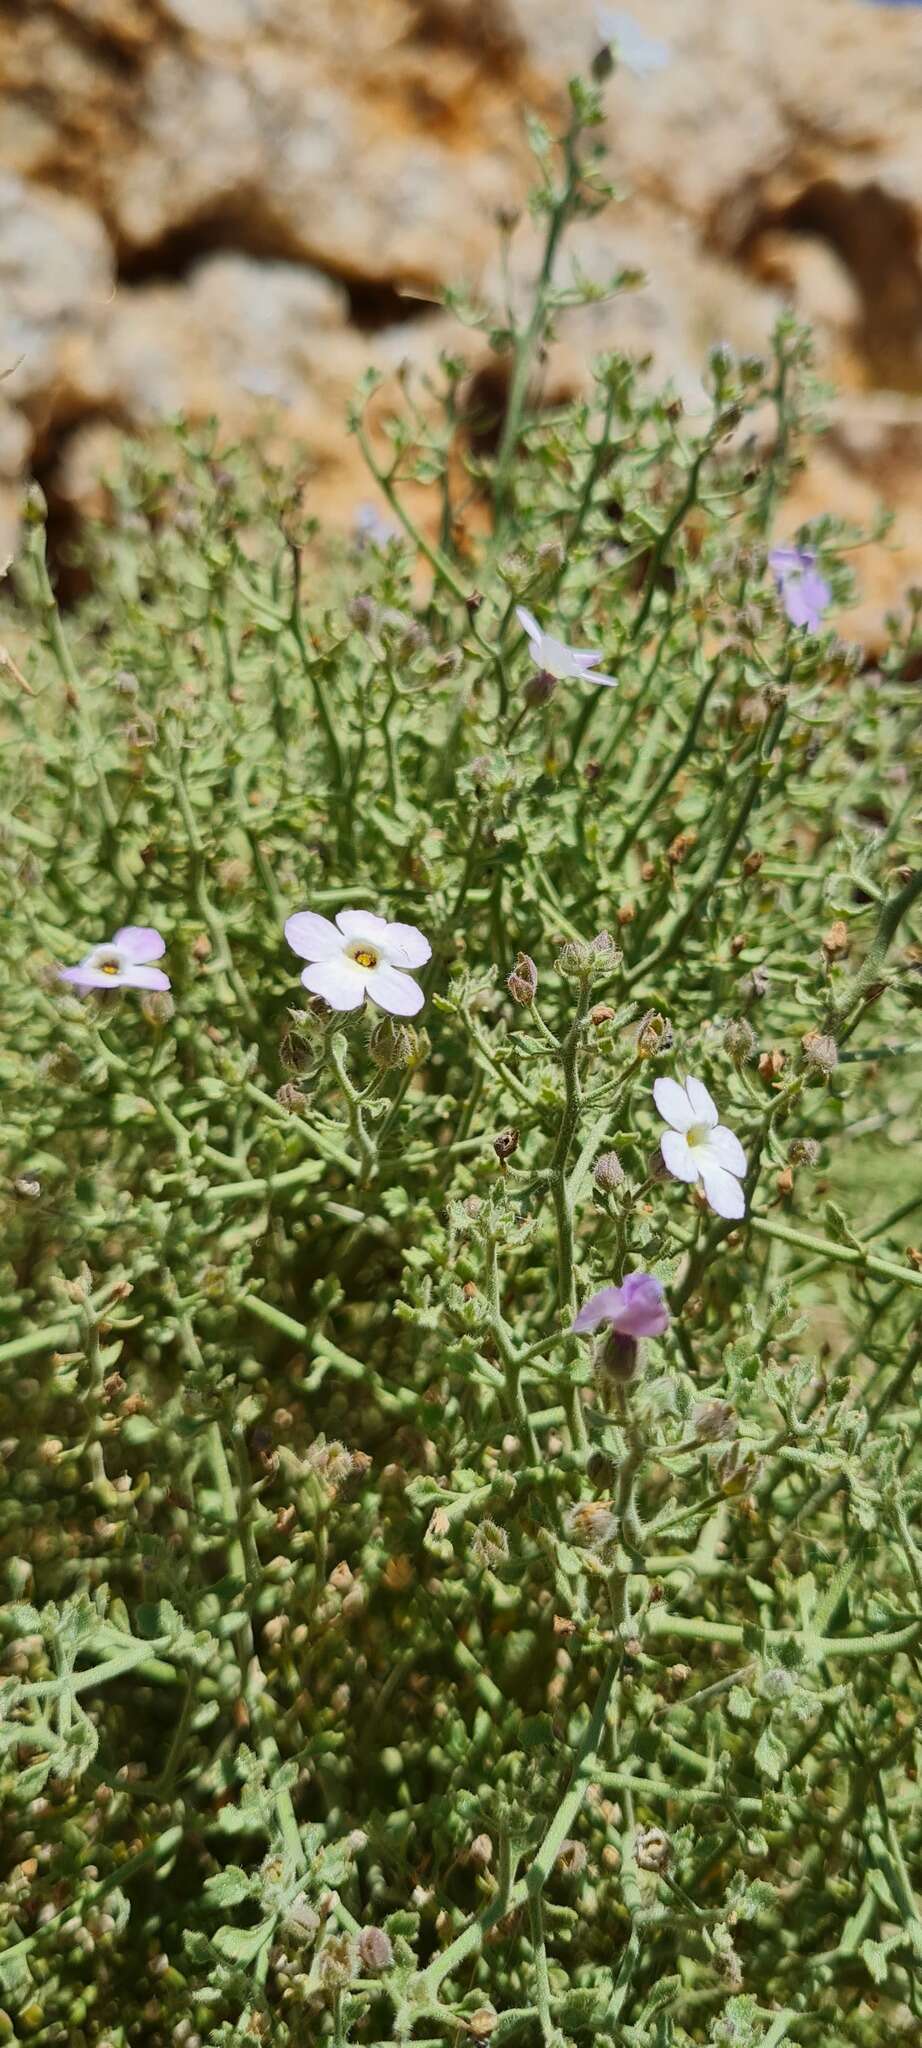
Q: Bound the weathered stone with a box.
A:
[1,0,922,639]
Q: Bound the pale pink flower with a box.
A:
[653,1075,746,1220]
[59,926,170,993]
[515,607,618,688]
[285,907,430,1016]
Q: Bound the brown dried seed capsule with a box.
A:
[822,919,849,958]
[357,1927,393,1972]
[493,1127,519,1162]
[507,953,538,1006]
[801,1031,838,1075]
[635,1825,671,1872]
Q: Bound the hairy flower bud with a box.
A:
[347,593,377,632]
[597,1329,639,1381]
[788,1136,820,1168]
[635,1825,671,1873]
[565,1501,617,1549]
[471,1520,509,1570]
[801,1030,838,1075]
[493,1127,519,1162]
[357,1927,393,1972]
[724,1017,757,1067]
[141,990,175,1028]
[593,1150,625,1191]
[507,953,538,1006]
[368,1015,417,1070]
[692,1398,736,1443]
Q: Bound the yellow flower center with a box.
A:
[686,1123,709,1149]
[353,946,378,970]
[99,958,121,976]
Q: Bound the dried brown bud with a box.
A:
[466,1833,494,1868]
[741,849,764,876]
[469,2008,498,2040]
[12,1175,41,1201]
[636,1010,672,1058]
[357,1927,393,1973]
[758,1049,785,1082]
[556,1839,588,1877]
[507,953,538,1006]
[616,902,635,926]
[788,1137,820,1168]
[692,1398,736,1443]
[140,990,175,1027]
[776,1165,794,1197]
[801,1030,838,1076]
[667,830,697,866]
[589,1003,615,1026]
[276,1083,306,1114]
[493,1127,519,1162]
[822,919,849,958]
[216,857,249,892]
[743,966,770,1000]
[191,933,211,962]
[565,1501,617,1549]
[593,1150,625,1191]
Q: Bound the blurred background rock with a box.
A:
[2,0,922,643]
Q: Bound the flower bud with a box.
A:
[467,1833,494,1868]
[357,1927,393,1973]
[140,991,175,1028]
[589,1003,615,1027]
[276,1083,306,1114]
[565,1501,617,1549]
[593,1151,625,1191]
[507,953,538,1006]
[743,966,769,1000]
[216,857,249,892]
[523,668,556,707]
[801,1030,838,1075]
[471,1520,509,1570]
[635,1825,671,1873]
[724,1017,757,1067]
[347,594,377,632]
[692,1398,736,1443]
[788,1136,820,1167]
[492,1127,519,1163]
[556,1839,588,1877]
[597,1329,638,1382]
[368,1015,417,1070]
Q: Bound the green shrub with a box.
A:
[1,74,921,2048]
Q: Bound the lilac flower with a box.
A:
[768,547,831,633]
[353,501,399,548]
[285,907,431,1016]
[573,1271,670,1338]
[59,926,170,993]
[654,1076,746,1220]
[515,607,618,689]
[596,7,671,76]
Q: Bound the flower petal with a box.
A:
[124,965,171,991]
[335,908,389,944]
[697,1157,746,1219]
[653,1076,695,1132]
[684,1076,718,1127]
[301,958,367,1010]
[364,963,425,1017]
[572,1285,624,1334]
[384,920,431,969]
[708,1124,747,1176]
[616,1272,671,1337]
[113,925,165,962]
[60,963,119,990]
[661,1129,699,1182]
[285,911,342,962]
[515,606,541,644]
[582,669,618,688]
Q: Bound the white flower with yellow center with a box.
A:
[653,1075,747,1220]
[284,907,431,1016]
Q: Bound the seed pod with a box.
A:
[493,1127,519,1162]
[507,953,538,1006]
[724,1017,757,1067]
[692,1398,736,1443]
[523,668,556,707]
[357,1927,393,1972]
[593,1150,625,1191]
[788,1137,820,1167]
[636,1010,672,1057]
[276,1083,306,1114]
[801,1030,838,1075]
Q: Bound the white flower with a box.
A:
[596,8,670,76]
[59,925,170,993]
[653,1075,747,1220]
[284,907,431,1016]
[515,607,617,689]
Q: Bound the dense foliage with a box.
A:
[1,74,921,2048]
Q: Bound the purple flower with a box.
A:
[515,608,618,689]
[59,926,170,993]
[768,547,831,633]
[572,1271,670,1338]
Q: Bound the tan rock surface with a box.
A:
[1,0,922,639]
